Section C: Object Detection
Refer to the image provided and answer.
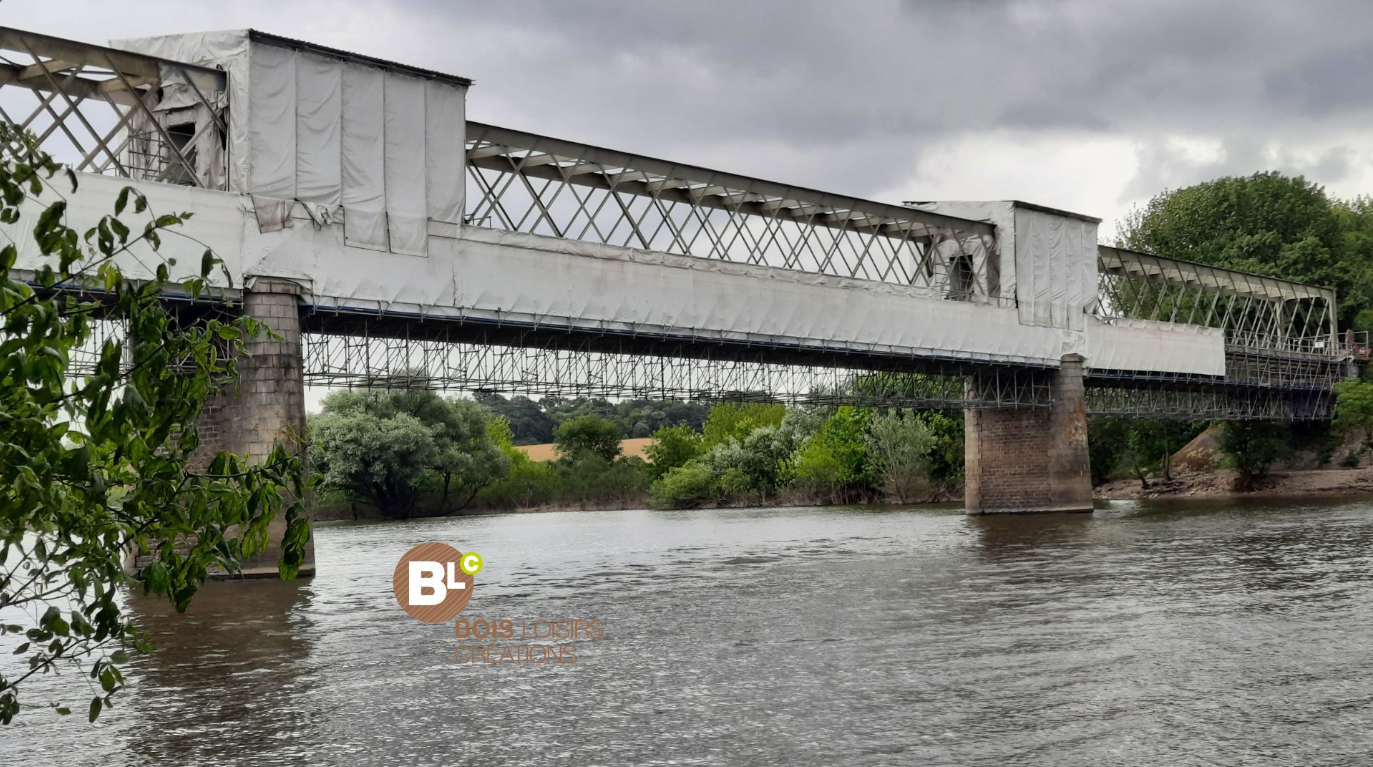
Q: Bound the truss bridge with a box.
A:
[2,26,1360,523]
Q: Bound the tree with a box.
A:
[432,400,511,512]
[1087,418,1130,486]
[701,402,786,447]
[865,410,937,502]
[650,462,718,508]
[1334,379,1373,453]
[0,126,308,725]
[792,406,871,502]
[553,414,622,462]
[644,424,704,478]
[309,390,508,517]
[473,392,554,445]
[917,411,964,488]
[1217,421,1288,490]
[309,407,439,518]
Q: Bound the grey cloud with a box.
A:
[1266,44,1373,115]
[6,0,1373,205]
[1120,138,1361,217]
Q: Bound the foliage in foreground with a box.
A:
[0,126,308,725]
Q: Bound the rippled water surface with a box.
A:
[8,498,1373,765]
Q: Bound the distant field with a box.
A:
[517,437,656,462]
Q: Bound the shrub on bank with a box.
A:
[650,462,719,508]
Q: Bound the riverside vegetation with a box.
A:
[310,390,966,517]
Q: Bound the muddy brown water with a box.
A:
[6,497,1373,765]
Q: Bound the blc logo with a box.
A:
[392,542,484,623]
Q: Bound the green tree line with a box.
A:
[310,391,967,514]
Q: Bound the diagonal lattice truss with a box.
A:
[465,122,1003,303]
[0,27,228,189]
[1095,246,1339,356]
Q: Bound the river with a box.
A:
[6,498,1373,766]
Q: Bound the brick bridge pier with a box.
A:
[963,354,1094,514]
[195,279,314,577]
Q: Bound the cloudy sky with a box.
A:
[7,0,1373,236]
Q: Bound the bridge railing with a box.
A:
[464,122,1008,305]
[0,27,228,190]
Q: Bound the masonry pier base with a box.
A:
[964,354,1094,515]
[193,279,314,578]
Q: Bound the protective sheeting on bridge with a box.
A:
[8,172,1234,378]
[1084,317,1226,377]
[112,30,469,256]
[906,201,1100,332]
[8,173,247,293]
[281,222,1079,367]
[7,173,1076,368]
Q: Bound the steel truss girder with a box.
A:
[465,122,1003,303]
[1094,246,1340,358]
[0,27,228,189]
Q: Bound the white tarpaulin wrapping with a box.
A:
[384,73,429,256]
[909,200,1015,301]
[1014,206,1097,331]
[425,80,466,225]
[1085,317,1226,377]
[341,63,388,251]
[247,43,296,199]
[910,201,1100,332]
[113,31,469,256]
[295,52,342,209]
[233,214,1076,366]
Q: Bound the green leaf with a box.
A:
[88,696,102,723]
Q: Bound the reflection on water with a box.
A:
[6,498,1373,765]
[120,580,316,764]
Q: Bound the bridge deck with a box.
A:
[1,25,1353,419]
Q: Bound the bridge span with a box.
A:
[1,27,1360,528]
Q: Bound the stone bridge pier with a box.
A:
[963,354,1093,515]
[193,279,314,577]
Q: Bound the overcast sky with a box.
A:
[7,0,1373,235]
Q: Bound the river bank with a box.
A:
[311,487,963,521]
[1095,466,1373,500]
[313,469,1373,520]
